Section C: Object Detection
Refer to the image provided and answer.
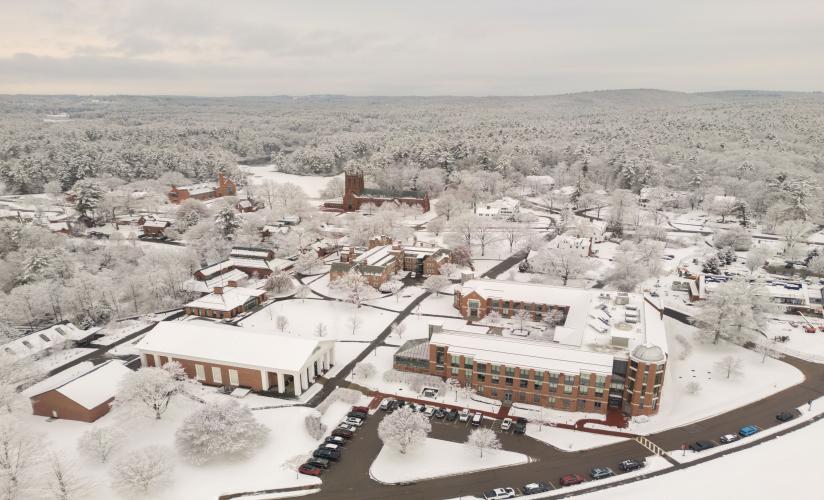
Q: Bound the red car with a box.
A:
[299,464,322,476]
[560,474,585,487]
[331,428,354,439]
[351,406,370,414]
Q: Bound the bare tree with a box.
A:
[77,426,125,464]
[347,314,362,336]
[116,362,188,420]
[685,381,702,395]
[43,455,96,500]
[353,361,377,381]
[0,418,42,500]
[466,427,501,458]
[715,355,744,380]
[391,321,406,340]
[531,247,586,286]
[110,446,174,496]
[423,275,451,296]
[331,270,372,309]
[276,315,289,332]
[304,410,327,440]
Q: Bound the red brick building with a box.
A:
[183,286,267,319]
[168,173,237,204]
[331,239,450,288]
[323,171,430,213]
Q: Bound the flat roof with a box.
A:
[137,322,332,373]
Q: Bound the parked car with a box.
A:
[522,482,552,494]
[559,474,585,486]
[689,440,716,452]
[471,412,483,426]
[433,408,447,419]
[347,411,368,420]
[387,400,399,412]
[305,457,331,469]
[719,434,739,444]
[446,409,459,421]
[351,406,370,414]
[459,409,471,422]
[331,428,353,439]
[342,417,364,427]
[618,459,644,472]
[776,411,795,422]
[739,425,759,437]
[337,424,358,433]
[320,443,340,451]
[298,464,323,476]
[425,406,436,418]
[513,417,527,434]
[500,418,513,431]
[590,467,615,480]
[312,448,341,461]
[379,398,392,410]
[482,487,516,499]
[324,436,346,446]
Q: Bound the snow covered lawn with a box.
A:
[526,425,628,451]
[34,347,95,372]
[238,166,342,199]
[418,293,462,317]
[762,315,824,362]
[369,437,530,484]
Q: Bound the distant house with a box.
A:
[323,171,430,213]
[183,286,267,319]
[236,198,264,213]
[331,238,450,288]
[168,173,237,204]
[524,175,555,195]
[191,247,292,284]
[140,219,171,237]
[1,322,99,362]
[24,360,131,422]
[136,322,336,396]
[477,197,520,219]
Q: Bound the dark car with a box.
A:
[348,411,368,420]
[331,428,353,439]
[522,482,552,494]
[513,417,527,435]
[590,467,615,480]
[559,474,585,487]
[313,448,341,461]
[618,459,644,472]
[305,457,331,469]
[298,464,322,476]
[776,411,795,422]
[387,400,400,412]
[689,440,716,452]
[433,408,447,419]
[324,436,347,446]
[445,409,459,421]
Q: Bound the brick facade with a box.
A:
[168,173,237,204]
[453,290,567,322]
[144,354,286,393]
[30,390,113,423]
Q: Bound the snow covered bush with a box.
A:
[714,227,752,251]
[378,406,431,454]
[467,427,501,458]
[110,446,174,496]
[305,410,327,440]
[116,362,189,420]
[265,270,294,294]
[685,381,702,395]
[77,426,125,463]
[353,361,377,381]
[175,400,269,465]
[674,334,693,361]
[423,275,450,295]
[0,417,43,499]
[45,455,96,500]
[317,387,363,413]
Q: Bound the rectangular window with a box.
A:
[519,379,528,388]
[229,369,239,386]
[505,367,515,377]
[450,355,460,367]
[211,367,222,384]
[505,377,513,386]
[518,392,526,402]
[563,385,573,395]
[595,389,604,398]
[534,370,543,381]
[490,388,498,396]
[549,372,560,382]
[548,397,556,406]
[534,382,542,391]
[654,372,663,385]
[464,358,473,369]
[579,386,589,395]
[478,386,485,395]
[476,363,486,373]
[549,383,558,392]
[491,376,500,384]
[580,373,590,387]
[451,367,459,376]
[562,399,570,409]
[594,401,602,408]
[595,375,607,389]
[491,364,500,375]
[533,394,541,403]
[477,374,486,383]
[195,364,205,381]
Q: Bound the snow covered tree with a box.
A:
[449,246,473,268]
[276,315,289,332]
[745,247,770,274]
[755,343,785,364]
[501,222,525,253]
[715,355,744,380]
[685,381,702,395]
[0,418,42,500]
[110,446,174,496]
[347,313,362,335]
[714,226,752,251]
[779,220,812,261]
[43,455,96,500]
[304,410,327,440]
[423,274,450,296]
[294,252,321,275]
[391,321,406,340]
[265,270,294,294]
[69,180,104,223]
[77,426,125,464]
[175,400,269,465]
[214,205,240,239]
[808,255,824,277]
[531,247,586,286]
[427,217,445,236]
[116,362,188,420]
[377,406,431,454]
[692,279,772,345]
[466,427,501,458]
[331,270,372,308]
[435,192,463,221]
[702,254,721,274]
[379,279,404,299]
[314,323,328,337]
[353,361,376,381]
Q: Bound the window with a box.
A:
[562,399,571,409]
[229,369,239,386]
[491,365,500,375]
[519,379,528,388]
[450,355,460,367]
[594,401,602,408]
[39,334,50,342]
[549,383,558,392]
[476,363,486,373]
[195,364,205,381]
[451,367,459,376]
[211,367,222,384]
[22,341,33,349]
[505,377,513,386]
[533,394,541,404]
[579,373,590,386]
[477,374,486,383]
[579,386,589,395]
[595,375,607,389]
[464,357,473,369]
[563,385,573,395]
[478,386,485,395]
[491,388,498,396]
[518,392,526,402]
[534,370,544,381]
[654,371,664,385]
[505,367,515,377]
[534,382,542,391]
[491,376,500,384]
[595,389,604,398]
[577,399,586,411]
[549,372,560,382]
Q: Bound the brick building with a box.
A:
[331,239,450,288]
[168,173,237,204]
[25,360,131,422]
[323,171,430,213]
[136,322,335,397]
[183,286,267,319]
[397,280,669,417]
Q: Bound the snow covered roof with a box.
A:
[1,323,99,360]
[25,360,131,409]
[185,287,266,312]
[430,330,614,375]
[184,268,250,293]
[177,182,218,195]
[476,197,520,216]
[354,245,397,267]
[142,220,170,228]
[230,247,272,259]
[137,322,333,373]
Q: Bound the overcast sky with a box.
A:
[1,0,822,96]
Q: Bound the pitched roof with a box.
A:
[185,287,266,312]
[25,360,131,409]
[359,187,426,200]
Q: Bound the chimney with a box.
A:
[213,286,223,295]
[428,320,444,339]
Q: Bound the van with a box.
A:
[471,412,483,426]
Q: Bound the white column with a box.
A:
[152,354,161,367]
[260,370,270,391]
[301,369,309,390]
[306,365,314,384]
[139,353,148,367]
[277,372,286,394]
[294,373,303,396]
[329,346,335,366]
[321,352,329,371]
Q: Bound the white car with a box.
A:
[501,417,513,431]
[424,406,436,418]
[471,412,483,426]
[342,417,364,427]
[379,398,394,410]
[321,443,340,450]
[459,409,471,422]
[483,487,516,500]
[337,424,358,432]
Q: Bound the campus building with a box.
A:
[136,322,335,397]
[323,171,430,213]
[183,286,268,319]
[331,238,450,288]
[476,197,520,219]
[397,279,669,417]
[168,173,237,204]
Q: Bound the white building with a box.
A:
[477,197,521,219]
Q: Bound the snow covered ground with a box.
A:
[238,166,342,199]
[762,315,824,362]
[369,437,530,484]
[526,425,628,451]
[34,347,95,372]
[577,419,824,500]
